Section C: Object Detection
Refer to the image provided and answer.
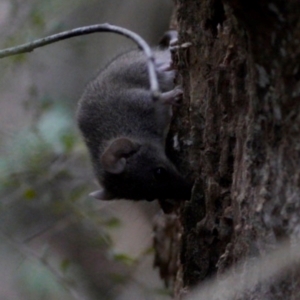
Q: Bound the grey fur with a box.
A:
[77,43,191,201]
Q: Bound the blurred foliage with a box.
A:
[0,0,88,70]
[0,91,170,299]
[0,95,129,299]
[17,260,70,300]
[0,0,172,299]
[5,0,87,38]
[0,46,164,300]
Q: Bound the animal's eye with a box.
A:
[154,167,168,181]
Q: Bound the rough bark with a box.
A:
[154,0,300,299]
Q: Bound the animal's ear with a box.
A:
[89,189,114,200]
[101,137,141,174]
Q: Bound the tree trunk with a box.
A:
[154,0,300,299]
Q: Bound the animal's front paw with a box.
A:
[160,87,183,106]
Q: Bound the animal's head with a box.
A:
[91,137,191,202]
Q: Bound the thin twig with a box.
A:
[0,23,160,101]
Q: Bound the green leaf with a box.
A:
[60,258,71,273]
[24,188,37,200]
[60,133,76,152]
[142,246,155,255]
[30,9,45,28]
[103,217,121,228]
[109,273,127,284]
[113,253,136,266]
[90,234,112,248]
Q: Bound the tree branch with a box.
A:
[0,23,160,101]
